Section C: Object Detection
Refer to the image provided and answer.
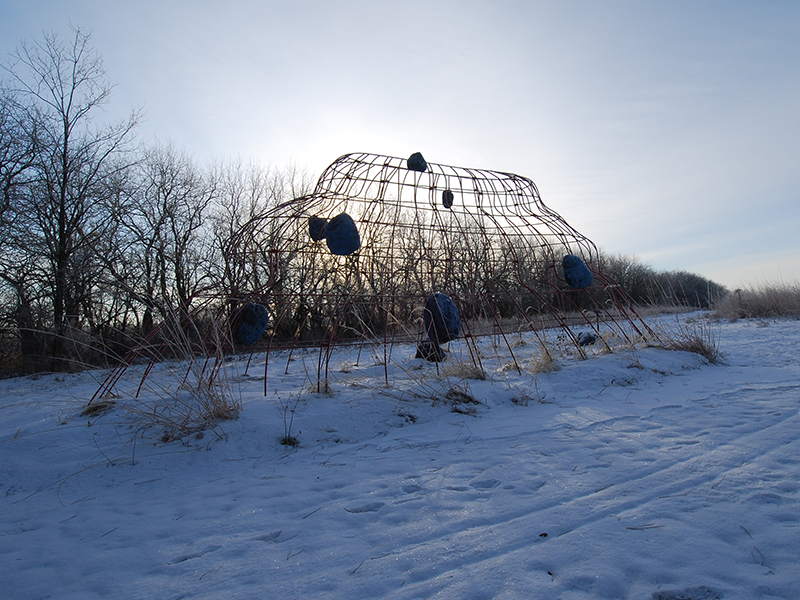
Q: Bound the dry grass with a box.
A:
[526,347,561,373]
[713,283,800,320]
[439,361,488,381]
[87,307,242,443]
[81,398,117,417]
[303,379,334,395]
[129,363,240,443]
[653,316,722,365]
[445,385,480,415]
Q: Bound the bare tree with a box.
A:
[2,27,139,364]
[107,143,217,332]
[209,161,311,302]
[0,89,36,227]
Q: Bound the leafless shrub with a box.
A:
[276,394,301,446]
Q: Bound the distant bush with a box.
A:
[713,283,800,320]
[598,252,727,309]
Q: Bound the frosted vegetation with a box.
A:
[0,29,728,378]
[713,282,800,320]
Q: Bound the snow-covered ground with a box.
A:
[2,314,799,599]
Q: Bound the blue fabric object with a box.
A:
[407,152,428,172]
[235,303,270,346]
[415,340,446,362]
[424,293,461,344]
[578,331,597,346]
[562,254,593,289]
[325,212,361,255]
[442,189,454,209]
[308,216,327,241]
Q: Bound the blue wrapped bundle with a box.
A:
[308,216,327,241]
[442,189,454,209]
[578,331,597,346]
[407,152,428,172]
[325,213,361,255]
[424,292,461,344]
[415,340,446,362]
[562,254,593,289]
[235,303,270,346]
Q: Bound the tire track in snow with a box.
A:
[360,401,800,598]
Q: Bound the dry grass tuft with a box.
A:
[303,379,334,395]
[440,361,487,381]
[134,359,240,443]
[510,393,532,406]
[510,391,551,406]
[527,347,560,373]
[445,385,480,415]
[91,307,242,443]
[500,360,521,373]
[81,398,117,417]
[653,317,722,365]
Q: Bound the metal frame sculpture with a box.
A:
[94,151,655,401]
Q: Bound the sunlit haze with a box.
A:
[2,0,798,288]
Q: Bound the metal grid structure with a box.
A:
[95,151,654,400]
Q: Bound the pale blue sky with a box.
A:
[2,0,798,288]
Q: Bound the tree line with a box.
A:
[0,28,726,376]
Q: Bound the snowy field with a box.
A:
[2,314,799,600]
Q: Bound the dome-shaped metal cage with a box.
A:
[94,152,655,400]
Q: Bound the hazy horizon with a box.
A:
[2,0,799,288]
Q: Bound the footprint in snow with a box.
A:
[169,544,222,564]
[470,479,500,490]
[652,585,721,600]
[344,501,385,513]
